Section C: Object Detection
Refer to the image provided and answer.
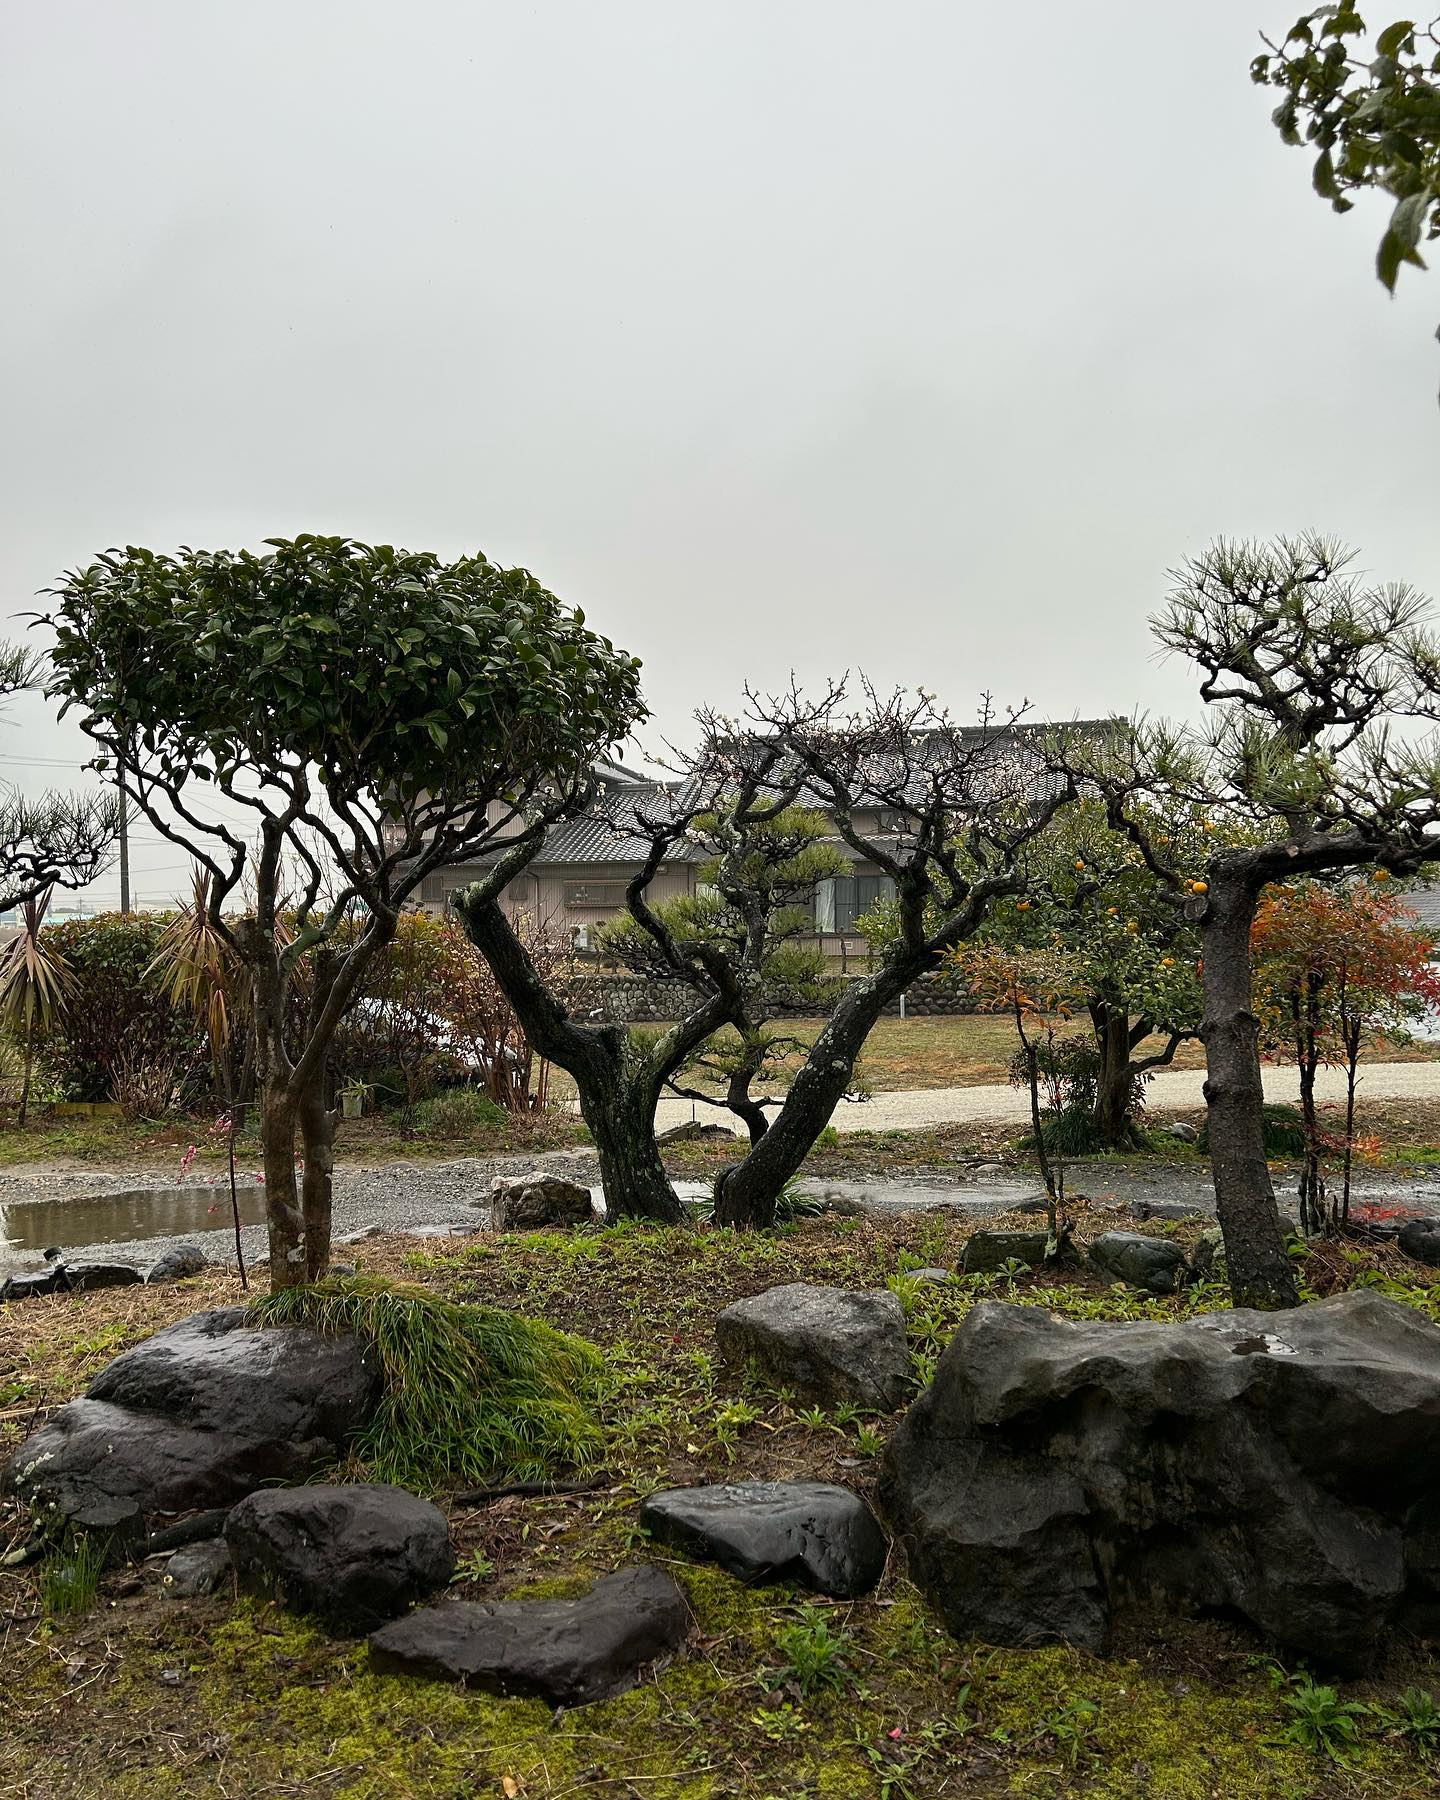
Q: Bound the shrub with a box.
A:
[250,1276,605,1490]
[110,1047,185,1121]
[37,913,203,1102]
[411,1087,508,1139]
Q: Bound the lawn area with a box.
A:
[5,1215,1440,1798]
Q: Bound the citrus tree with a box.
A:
[43,536,643,1285]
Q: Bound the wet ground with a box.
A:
[2,1152,1439,1278]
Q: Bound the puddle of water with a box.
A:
[0,1184,267,1255]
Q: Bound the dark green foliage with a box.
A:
[250,1276,606,1490]
[1253,12,1440,294]
[44,536,645,806]
[38,912,202,1102]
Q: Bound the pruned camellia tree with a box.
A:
[42,536,644,1286]
[1056,535,1440,1309]
[459,684,1074,1229]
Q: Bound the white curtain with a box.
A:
[814,878,836,933]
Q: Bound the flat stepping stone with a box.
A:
[715,1283,909,1411]
[368,1565,688,1706]
[3,1306,378,1527]
[641,1480,887,1597]
[226,1483,454,1634]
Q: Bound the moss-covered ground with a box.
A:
[5,1209,1440,1798]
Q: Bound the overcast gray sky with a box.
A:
[4,0,1439,908]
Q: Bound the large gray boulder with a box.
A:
[487,1171,595,1231]
[641,1480,887,1597]
[226,1484,454,1633]
[715,1283,910,1411]
[3,1307,378,1529]
[880,1292,1440,1668]
[368,1565,688,1705]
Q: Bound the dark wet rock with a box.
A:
[715,1283,909,1411]
[0,1268,65,1302]
[1126,1198,1206,1222]
[2,1261,146,1302]
[487,1170,595,1231]
[147,1244,210,1284]
[1089,1231,1188,1294]
[3,1307,378,1527]
[1398,1218,1440,1268]
[960,1229,1050,1275]
[65,1262,147,1292]
[368,1565,688,1705]
[226,1484,453,1633]
[641,1480,887,1597]
[164,1539,232,1599]
[881,1291,1440,1667]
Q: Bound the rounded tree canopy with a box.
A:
[42,535,645,802]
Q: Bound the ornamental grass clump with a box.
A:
[251,1275,605,1491]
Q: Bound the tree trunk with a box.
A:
[726,1045,772,1149]
[1091,1003,1139,1149]
[714,965,907,1227]
[457,894,689,1224]
[262,1076,306,1288]
[18,1018,32,1128]
[298,1067,337,1280]
[1200,877,1299,1309]
[580,1068,686,1224]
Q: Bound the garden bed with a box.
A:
[5,1212,1440,1798]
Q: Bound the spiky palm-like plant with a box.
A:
[0,885,72,1125]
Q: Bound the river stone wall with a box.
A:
[568,970,974,1023]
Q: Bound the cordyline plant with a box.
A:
[459,683,1075,1228]
[0,884,72,1125]
[0,640,118,912]
[1251,877,1440,1231]
[42,536,643,1287]
[1053,535,1440,1309]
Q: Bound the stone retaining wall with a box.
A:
[569,969,975,1023]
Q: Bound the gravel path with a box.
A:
[652,1059,1440,1136]
[5,1058,1440,1281]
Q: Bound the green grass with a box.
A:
[40,1533,106,1618]
[250,1274,606,1490]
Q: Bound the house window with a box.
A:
[815,873,895,933]
[565,881,628,911]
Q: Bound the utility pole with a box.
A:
[118,784,131,914]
